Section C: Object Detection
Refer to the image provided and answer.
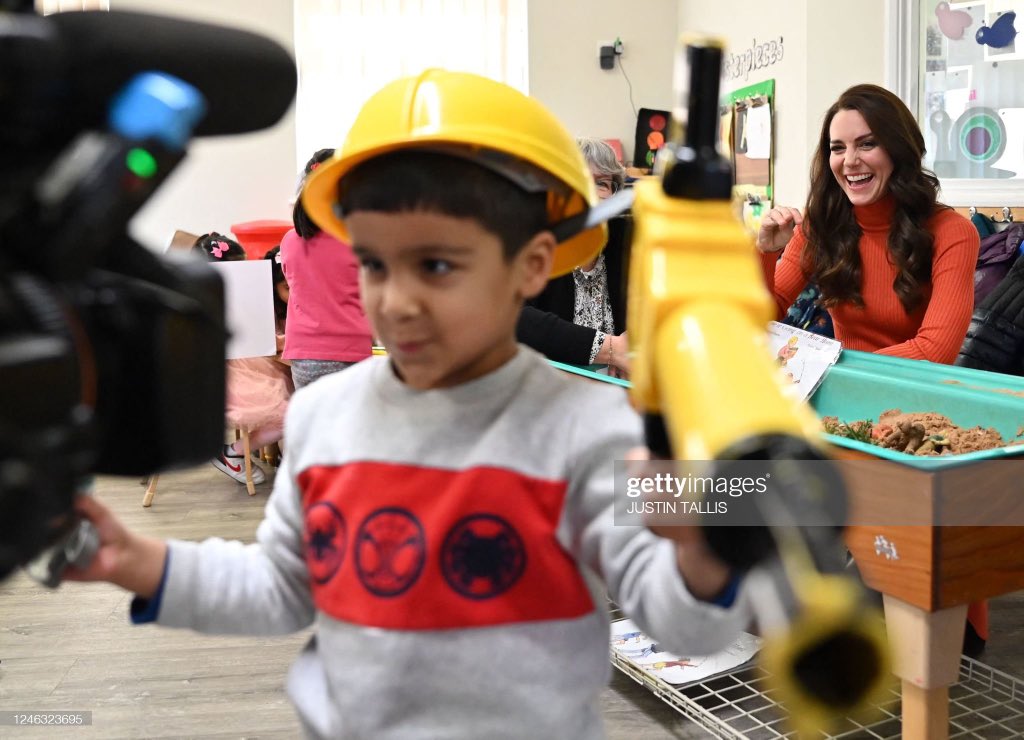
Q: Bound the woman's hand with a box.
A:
[599,332,631,379]
[756,206,803,253]
[63,495,168,599]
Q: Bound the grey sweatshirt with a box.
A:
[151,347,753,738]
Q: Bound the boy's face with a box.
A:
[348,210,553,390]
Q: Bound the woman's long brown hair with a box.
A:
[802,84,942,313]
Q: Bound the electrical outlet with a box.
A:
[598,37,624,70]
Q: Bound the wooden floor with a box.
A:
[1,463,1023,739]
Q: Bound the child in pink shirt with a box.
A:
[281,149,373,388]
[193,234,293,485]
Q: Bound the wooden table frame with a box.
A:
[550,362,1024,738]
[841,452,1024,740]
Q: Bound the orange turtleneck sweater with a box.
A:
[759,195,980,364]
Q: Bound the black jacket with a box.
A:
[516,216,631,365]
[956,248,1024,374]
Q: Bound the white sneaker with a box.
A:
[212,446,266,485]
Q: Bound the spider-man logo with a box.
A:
[442,514,526,599]
[354,507,426,597]
[304,501,347,584]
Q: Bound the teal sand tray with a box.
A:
[810,350,1024,469]
[549,351,1024,469]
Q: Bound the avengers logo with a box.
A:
[355,507,426,597]
[304,502,347,584]
[442,514,526,599]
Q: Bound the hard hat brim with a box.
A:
[301,139,610,278]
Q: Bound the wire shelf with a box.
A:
[610,624,1024,738]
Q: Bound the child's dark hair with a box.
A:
[192,232,247,262]
[263,245,288,321]
[294,148,337,239]
[337,151,550,259]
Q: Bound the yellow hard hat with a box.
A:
[301,68,607,277]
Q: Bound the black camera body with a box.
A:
[0,6,298,581]
[0,249,227,580]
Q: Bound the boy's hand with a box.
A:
[63,496,168,599]
[626,447,734,603]
[648,522,734,603]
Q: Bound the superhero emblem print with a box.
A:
[299,462,596,629]
[355,507,426,597]
[442,514,526,599]
[304,501,347,584]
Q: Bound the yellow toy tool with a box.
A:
[628,35,891,735]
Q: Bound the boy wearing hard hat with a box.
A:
[69,70,749,739]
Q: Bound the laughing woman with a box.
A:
[756,84,979,365]
[756,84,986,654]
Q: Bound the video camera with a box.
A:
[0,6,297,582]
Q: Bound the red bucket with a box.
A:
[231,220,292,260]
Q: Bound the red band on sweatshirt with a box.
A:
[298,462,595,629]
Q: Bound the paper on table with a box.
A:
[610,618,761,686]
[766,321,843,401]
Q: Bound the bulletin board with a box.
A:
[721,79,775,232]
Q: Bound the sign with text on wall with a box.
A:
[725,37,784,82]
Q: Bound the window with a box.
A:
[294,0,528,167]
[889,0,1024,205]
[38,0,108,12]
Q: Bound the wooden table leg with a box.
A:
[882,595,967,740]
[901,683,949,739]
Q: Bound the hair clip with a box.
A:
[275,252,282,264]
[309,161,321,171]
[211,241,228,259]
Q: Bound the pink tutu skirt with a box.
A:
[224,357,294,431]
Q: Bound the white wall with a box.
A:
[528,0,679,165]
[107,0,677,249]
[805,1,887,182]
[95,0,888,251]
[677,0,886,207]
[109,0,298,251]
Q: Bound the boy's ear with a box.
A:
[514,230,556,299]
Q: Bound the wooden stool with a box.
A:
[261,441,282,467]
[235,427,258,497]
[142,474,159,507]
[142,427,266,507]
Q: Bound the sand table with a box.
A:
[822,409,1017,456]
